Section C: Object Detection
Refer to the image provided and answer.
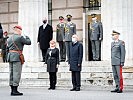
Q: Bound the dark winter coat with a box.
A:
[45,48,59,72]
[37,24,53,49]
[69,42,83,71]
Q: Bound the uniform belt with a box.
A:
[9,50,22,53]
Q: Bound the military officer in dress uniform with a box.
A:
[56,16,66,62]
[111,30,125,93]
[90,14,103,61]
[7,25,31,96]
[65,14,76,61]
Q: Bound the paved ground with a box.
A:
[0,86,133,100]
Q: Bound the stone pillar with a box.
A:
[101,0,133,66]
[83,13,89,61]
[18,0,48,62]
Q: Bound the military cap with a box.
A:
[112,30,120,35]
[66,14,72,18]
[59,16,64,20]
[91,14,97,18]
[14,25,22,30]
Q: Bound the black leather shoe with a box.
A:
[48,87,52,90]
[75,88,80,91]
[92,59,96,61]
[111,89,119,92]
[70,88,76,91]
[117,90,123,93]
[11,92,23,96]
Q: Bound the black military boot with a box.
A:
[11,86,23,96]
[111,88,119,92]
[10,85,13,95]
[75,87,80,91]
[117,89,123,93]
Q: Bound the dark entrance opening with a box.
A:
[88,14,101,61]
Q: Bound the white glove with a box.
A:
[21,33,26,38]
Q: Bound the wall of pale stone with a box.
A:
[0,0,18,33]
[52,0,83,41]
[101,0,133,66]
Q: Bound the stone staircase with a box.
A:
[0,61,133,87]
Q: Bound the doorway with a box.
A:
[88,14,101,61]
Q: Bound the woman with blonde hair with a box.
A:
[45,40,59,90]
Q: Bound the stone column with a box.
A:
[101,0,133,66]
[18,0,48,62]
[83,13,89,61]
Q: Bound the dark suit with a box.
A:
[45,48,59,89]
[69,42,83,89]
[111,40,125,91]
[90,21,103,60]
[0,23,3,39]
[0,23,3,49]
[56,23,66,61]
[37,24,53,61]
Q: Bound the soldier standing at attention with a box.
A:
[7,25,31,96]
[64,14,76,62]
[90,14,103,61]
[56,16,66,62]
[111,30,125,93]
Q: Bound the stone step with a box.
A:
[0,62,133,73]
[0,78,133,87]
[0,62,133,87]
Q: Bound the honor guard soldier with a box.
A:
[56,16,66,62]
[90,14,103,61]
[65,14,76,62]
[7,25,31,96]
[111,30,126,93]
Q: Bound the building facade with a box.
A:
[0,0,133,65]
[0,0,133,86]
